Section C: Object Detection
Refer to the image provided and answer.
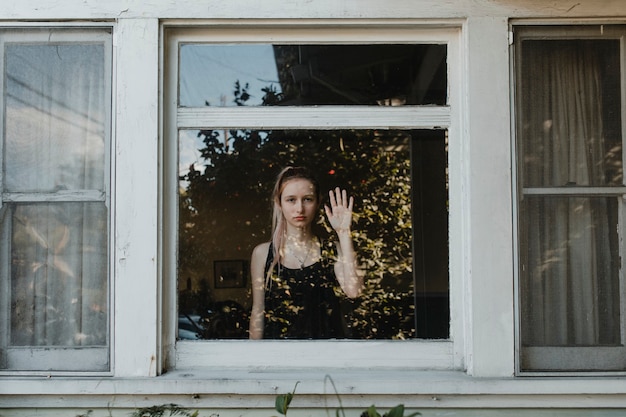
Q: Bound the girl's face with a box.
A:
[279,178,319,230]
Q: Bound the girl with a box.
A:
[249,166,364,339]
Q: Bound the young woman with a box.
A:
[249,166,364,339]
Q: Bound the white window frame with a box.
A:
[0,25,114,376]
[512,23,626,375]
[161,22,466,372]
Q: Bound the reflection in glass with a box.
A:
[179,44,447,107]
[8,203,108,347]
[177,129,449,340]
[1,37,109,369]
[517,33,626,372]
[520,39,623,188]
[520,196,620,347]
[4,43,106,193]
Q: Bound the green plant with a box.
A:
[274,379,420,417]
[130,403,198,417]
[361,405,421,417]
[274,381,299,416]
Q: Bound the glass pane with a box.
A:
[4,43,106,193]
[520,196,620,347]
[179,44,447,107]
[520,39,623,187]
[8,203,108,347]
[177,128,449,340]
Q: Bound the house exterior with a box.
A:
[2,0,626,415]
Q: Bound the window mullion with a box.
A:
[177,106,451,130]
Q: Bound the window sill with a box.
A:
[3,369,626,409]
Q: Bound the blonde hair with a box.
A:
[266,166,322,285]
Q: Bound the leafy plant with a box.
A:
[127,395,419,417]
[130,403,199,417]
[274,379,420,417]
[274,381,299,416]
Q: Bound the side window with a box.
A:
[170,38,451,341]
[515,25,626,372]
[0,28,112,372]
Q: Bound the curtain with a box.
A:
[520,40,621,347]
[2,42,108,348]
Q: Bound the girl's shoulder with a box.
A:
[253,241,271,253]
[252,241,271,259]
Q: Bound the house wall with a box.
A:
[1,0,626,415]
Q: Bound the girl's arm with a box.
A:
[249,242,269,339]
[324,188,364,298]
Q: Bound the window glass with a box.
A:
[520,196,620,346]
[4,43,106,192]
[516,26,626,372]
[9,203,108,347]
[179,44,447,107]
[0,29,111,372]
[177,128,449,340]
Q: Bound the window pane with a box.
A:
[4,43,106,193]
[516,27,626,372]
[179,44,447,107]
[7,203,108,347]
[0,29,111,372]
[520,196,620,348]
[520,39,623,187]
[177,129,449,340]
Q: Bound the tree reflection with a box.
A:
[178,84,418,340]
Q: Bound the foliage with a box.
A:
[274,380,422,417]
[361,405,421,417]
[178,80,416,339]
[126,402,419,417]
[274,381,299,416]
[130,404,199,417]
[126,382,420,417]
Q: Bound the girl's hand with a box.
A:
[324,187,354,233]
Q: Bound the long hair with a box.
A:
[266,166,322,285]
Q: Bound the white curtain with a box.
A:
[2,43,108,347]
[520,40,620,347]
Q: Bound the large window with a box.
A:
[165,25,461,369]
[0,28,112,373]
[515,25,626,373]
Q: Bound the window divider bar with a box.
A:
[523,186,626,196]
[177,105,451,129]
[2,190,106,203]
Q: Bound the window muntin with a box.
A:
[179,44,447,107]
[0,28,112,373]
[177,128,449,340]
[515,25,626,373]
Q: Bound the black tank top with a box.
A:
[263,242,347,339]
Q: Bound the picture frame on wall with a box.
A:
[214,260,247,289]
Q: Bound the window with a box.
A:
[515,25,626,373]
[0,28,112,373]
[164,25,462,369]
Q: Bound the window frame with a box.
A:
[162,22,466,371]
[0,25,114,376]
[512,24,626,376]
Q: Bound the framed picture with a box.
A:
[214,260,247,289]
